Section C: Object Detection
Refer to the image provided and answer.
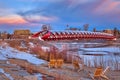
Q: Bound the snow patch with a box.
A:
[0,53,7,60]
[0,68,14,80]
[83,52,108,55]
[41,46,50,52]
[29,42,35,48]
[34,73,43,80]
[0,43,46,65]
[81,47,120,53]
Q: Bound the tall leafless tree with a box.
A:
[83,24,89,31]
[93,27,96,32]
[114,27,119,38]
[41,24,51,31]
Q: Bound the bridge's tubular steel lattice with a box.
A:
[31,30,116,41]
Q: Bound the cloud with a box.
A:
[0,0,120,33]
[15,0,105,24]
[17,9,58,24]
[93,0,120,14]
[25,15,57,23]
[91,0,120,25]
[0,14,27,24]
[16,0,120,29]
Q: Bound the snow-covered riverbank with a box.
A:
[0,42,46,65]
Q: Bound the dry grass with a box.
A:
[30,45,49,61]
[8,40,21,48]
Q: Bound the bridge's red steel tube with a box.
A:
[30,30,116,41]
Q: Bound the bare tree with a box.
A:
[118,30,120,38]
[0,31,1,39]
[65,24,69,30]
[83,24,89,31]
[114,27,118,38]
[41,24,51,31]
[113,27,119,38]
[93,27,96,32]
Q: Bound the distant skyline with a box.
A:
[0,0,120,33]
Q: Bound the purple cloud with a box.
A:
[1,0,119,33]
[17,0,108,24]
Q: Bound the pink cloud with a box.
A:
[0,14,57,27]
[93,0,120,14]
[0,15,27,24]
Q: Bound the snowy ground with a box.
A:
[0,42,46,65]
[0,42,47,80]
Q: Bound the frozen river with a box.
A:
[51,41,120,70]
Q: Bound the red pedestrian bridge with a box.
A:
[29,30,116,41]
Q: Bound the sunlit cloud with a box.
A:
[93,0,120,14]
[0,15,27,24]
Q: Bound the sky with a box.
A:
[0,0,120,33]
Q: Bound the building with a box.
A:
[14,30,30,35]
[13,30,31,39]
[103,29,114,34]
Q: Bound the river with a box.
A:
[50,41,120,70]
